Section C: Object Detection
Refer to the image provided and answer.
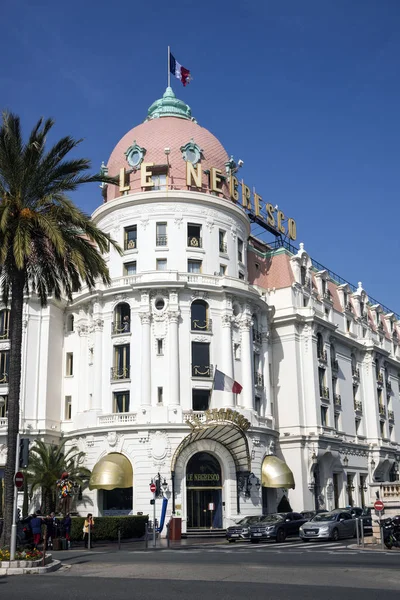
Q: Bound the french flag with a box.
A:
[214,368,243,394]
[170,53,191,87]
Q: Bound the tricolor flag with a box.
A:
[213,368,243,394]
[169,53,191,87]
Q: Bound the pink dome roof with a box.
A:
[105,91,230,202]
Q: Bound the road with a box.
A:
[1,539,399,599]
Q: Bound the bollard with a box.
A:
[167,520,170,549]
[356,518,360,546]
[88,522,91,550]
[361,518,364,548]
[145,522,148,550]
[380,519,384,551]
[42,530,47,567]
[118,527,121,551]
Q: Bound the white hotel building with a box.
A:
[0,88,399,531]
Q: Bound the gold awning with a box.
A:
[89,453,133,491]
[262,456,295,489]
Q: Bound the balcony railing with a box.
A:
[98,412,137,425]
[388,410,395,422]
[188,236,202,248]
[191,319,213,332]
[0,417,7,428]
[323,290,332,301]
[192,364,213,378]
[110,366,130,380]
[352,367,360,379]
[111,321,131,335]
[124,239,137,251]
[331,359,339,372]
[379,404,386,418]
[0,329,9,340]
[386,380,392,392]
[219,242,227,254]
[320,386,330,400]
[334,394,342,408]
[156,235,168,246]
[255,372,264,387]
[318,349,328,363]
[354,400,363,413]
[377,373,384,386]
[253,329,262,344]
[0,372,9,384]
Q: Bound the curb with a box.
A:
[0,559,62,576]
[348,543,400,552]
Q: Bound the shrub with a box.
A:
[70,515,148,542]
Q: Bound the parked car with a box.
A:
[250,512,307,543]
[226,516,263,542]
[299,510,356,541]
[300,510,326,521]
[332,507,372,536]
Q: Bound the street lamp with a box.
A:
[150,473,168,498]
[343,455,349,468]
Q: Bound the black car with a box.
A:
[333,507,372,535]
[226,516,263,542]
[250,512,307,543]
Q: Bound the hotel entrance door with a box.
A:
[186,452,223,529]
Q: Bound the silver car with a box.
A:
[299,511,356,541]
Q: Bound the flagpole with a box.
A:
[168,46,171,88]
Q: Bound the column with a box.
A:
[168,310,180,406]
[221,314,235,407]
[261,329,271,417]
[92,316,104,410]
[76,319,89,411]
[240,316,254,410]
[140,312,151,406]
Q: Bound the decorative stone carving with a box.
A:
[0,341,10,351]
[113,336,131,346]
[174,210,183,229]
[76,324,89,337]
[139,312,151,325]
[148,430,171,462]
[90,318,104,333]
[107,431,120,448]
[221,314,232,328]
[240,316,253,331]
[168,310,180,324]
[192,335,208,343]
[267,439,276,455]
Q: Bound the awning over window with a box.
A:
[171,424,251,472]
[262,456,295,489]
[89,453,133,491]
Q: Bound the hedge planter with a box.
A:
[71,515,148,542]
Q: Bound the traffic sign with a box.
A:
[150,482,156,494]
[374,500,385,512]
[14,472,24,489]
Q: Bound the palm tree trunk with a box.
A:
[0,271,25,547]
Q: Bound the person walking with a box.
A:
[83,513,95,549]
[30,511,43,549]
[63,513,72,548]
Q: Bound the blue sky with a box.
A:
[1,0,400,311]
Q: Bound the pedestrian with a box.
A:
[83,513,95,548]
[63,513,72,548]
[45,514,54,549]
[30,511,43,549]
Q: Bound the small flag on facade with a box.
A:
[169,53,191,87]
[213,368,243,394]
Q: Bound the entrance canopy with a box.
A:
[172,423,251,472]
[262,456,295,489]
[89,453,133,491]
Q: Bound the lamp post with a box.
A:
[149,473,169,548]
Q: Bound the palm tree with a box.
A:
[26,440,91,515]
[0,112,120,546]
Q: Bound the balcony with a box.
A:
[124,239,137,251]
[0,417,7,428]
[255,372,264,388]
[377,373,384,387]
[253,329,262,344]
[331,359,339,372]
[187,236,202,248]
[219,242,227,254]
[110,366,130,381]
[156,235,168,247]
[386,380,392,393]
[98,412,137,425]
[352,368,360,381]
[0,372,9,384]
[388,410,395,422]
[379,404,386,418]
[111,321,131,335]
[333,394,342,408]
[318,350,328,364]
[191,319,213,332]
[354,400,363,413]
[320,387,330,400]
[192,364,213,378]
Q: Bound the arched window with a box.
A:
[66,314,74,333]
[300,266,307,286]
[317,333,324,359]
[113,303,131,334]
[252,315,261,343]
[191,300,210,331]
[0,310,10,340]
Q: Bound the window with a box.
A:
[192,389,210,411]
[113,391,130,413]
[238,239,244,263]
[123,261,137,276]
[66,314,74,333]
[157,387,163,405]
[66,353,73,376]
[380,421,385,438]
[303,296,309,307]
[355,419,361,436]
[317,333,324,358]
[255,396,261,414]
[192,342,211,377]
[65,396,72,420]
[334,413,340,431]
[321,279,327,295]
[343,291,348,307]
[0,351,9,384]
[112,345,130,379]
[188,259,202,274]
[300,266,307,286]
[0,394,8,418]
[238,272,245,280]
[234,343,241,360]
[157,339,164,356]
[219,230,227,253]
[346,319,351,333]
[389,425,394,441]
[187,224,202,248]
[124,226,137,250]
[156,222,167,246]
[321,406,328,427]
[191,300,209,331]
[156,258,167,271]
[113,303,131,334]
[152,173,167,190]
[0,310,10,339]
[219,264,227,276]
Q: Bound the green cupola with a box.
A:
[146,87,196,122]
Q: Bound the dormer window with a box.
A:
[181,140,202,165]
[125,140,146,169]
